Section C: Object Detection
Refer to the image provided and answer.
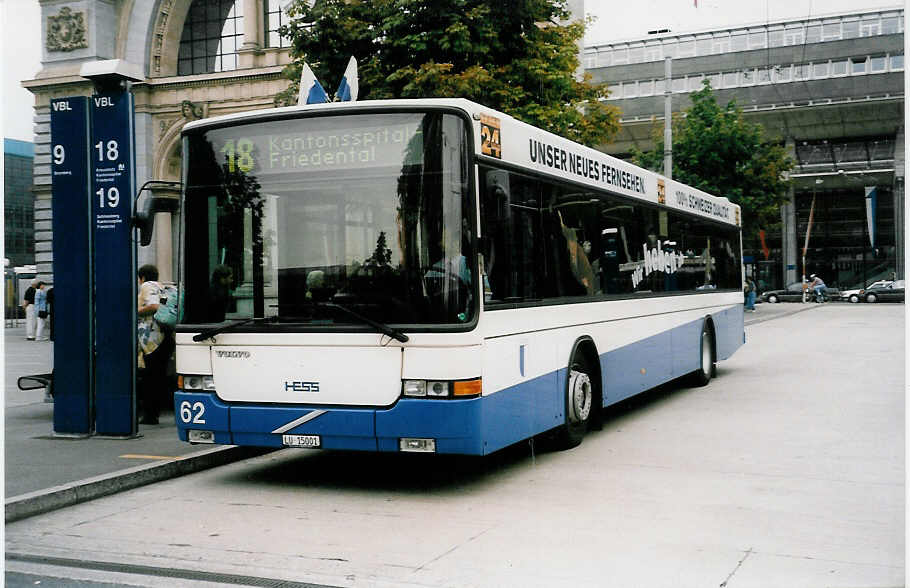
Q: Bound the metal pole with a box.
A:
[802,191,816,303]
[663,57,672,179]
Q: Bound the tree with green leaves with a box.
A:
[277,0,619,148]
[633,81,794,241]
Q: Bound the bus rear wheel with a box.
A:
[691,324,715,387]
[557,354,594,449]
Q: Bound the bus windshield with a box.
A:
[180,111,475,328]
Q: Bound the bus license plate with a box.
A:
[282,434,321,448]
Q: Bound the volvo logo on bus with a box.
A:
[215,350,251,359]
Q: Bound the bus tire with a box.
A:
[557,350,595,449]
[691,322,715,387]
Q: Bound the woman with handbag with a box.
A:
[137,264,171,425]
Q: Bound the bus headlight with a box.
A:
[402,380,426,397]
[401,378,480,399]
[179,374,215,391]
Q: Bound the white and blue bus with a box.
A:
[170,98,743,454]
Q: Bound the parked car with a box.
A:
[840,280,893,303]
[761,281,840,303]
[861,280,904,303]
[760,282,805,303]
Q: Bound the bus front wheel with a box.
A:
[557,353,594,449]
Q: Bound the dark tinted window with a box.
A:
[480,167,740,305]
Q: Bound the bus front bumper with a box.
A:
[174,392,485,455]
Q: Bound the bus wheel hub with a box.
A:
[568,370,592,423]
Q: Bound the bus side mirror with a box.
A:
[132,181,181,247]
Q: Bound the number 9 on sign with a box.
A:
[180,400,206,424]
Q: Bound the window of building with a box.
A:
[677,38,696,57]
[842,19,860,39]
[585,53,597,68]
[768,28,784,47]
[731,31,748,51]
[831,59,848,76]
[748,30,767,49]
[644,41,663,62]
[881,16,899,34]
[661,40,677,58]
[806,24,821,43]
[695,35,712,56]
[612,46,629,65]
[869,55,887,73]
[265,0,290,48]
[860,16,881,37]
[890,54,904,70]
[741,68,754,85]
[654,79,666,94]
[708,72,722,88]
[723,71,738,87]
[623,81,638,98]
[756,67,770,84]
[812,62,828,78]
[628,43,645,63]
[822,22,841,41]
[178,0,244,75]
[793,64,809,80]
[639,80,654,96]
[673,77,686,93]
[596,50,612,67]
[687,74,704,91]
[851,57,868,74]
[712,32,730,53]
[784,25,804,45]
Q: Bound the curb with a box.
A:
[5,445,269,523]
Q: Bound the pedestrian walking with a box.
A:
[137,265,172,425]
[34,282,49,340]
[744,277,756,312]
[22,279,37,340]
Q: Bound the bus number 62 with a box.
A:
[179,401,206,424]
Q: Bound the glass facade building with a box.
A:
[4,139,35,268]
[586,7,904,291]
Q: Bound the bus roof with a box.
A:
[183,98,740,228]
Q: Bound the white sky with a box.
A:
[0,0,903,142]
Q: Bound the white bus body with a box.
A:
[173,99,743,454]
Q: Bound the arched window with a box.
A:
[178,0,245,75]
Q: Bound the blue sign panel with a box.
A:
[91,92,137,436]
[50,97,93,435]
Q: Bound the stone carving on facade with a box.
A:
[152,0,176,74]
[181,100,206,120]
[46,7,88,52]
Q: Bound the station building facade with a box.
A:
[25,0,295,285]
[585,7,905,290]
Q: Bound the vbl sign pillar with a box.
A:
[49,97,94,435]
[91,91,138,437]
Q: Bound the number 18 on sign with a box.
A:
[91,92,137,436]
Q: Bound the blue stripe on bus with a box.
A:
[175,310,742,455]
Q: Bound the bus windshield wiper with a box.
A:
[317,301,409,343]
[192,316,279,342]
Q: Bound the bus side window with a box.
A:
[481,170,510,301]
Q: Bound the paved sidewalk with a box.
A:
[4,325,262,522]
[3,301,818,522]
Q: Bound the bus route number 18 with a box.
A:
[179,400,206,424]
